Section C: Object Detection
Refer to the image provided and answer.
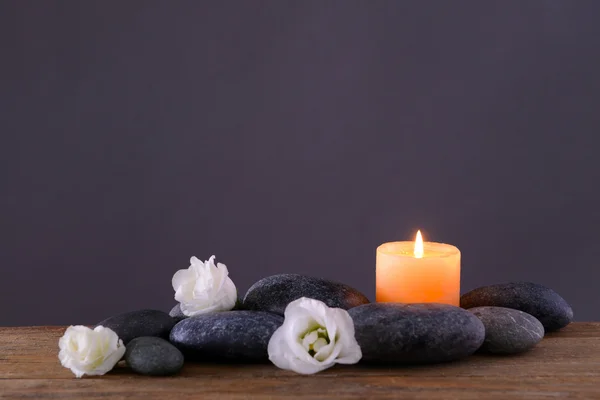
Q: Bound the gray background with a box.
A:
[2,1,599,326]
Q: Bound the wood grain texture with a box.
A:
[0,323,599,399]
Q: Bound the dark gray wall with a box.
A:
[2,1,599,326]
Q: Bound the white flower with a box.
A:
[172,255,237,316]
[268,297,362,374]
[58,325,125,378]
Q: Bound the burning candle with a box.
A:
[376,231,461,306]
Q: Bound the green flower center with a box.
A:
[301,326,330,357]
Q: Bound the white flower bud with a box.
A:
[58,325,125,378]
[172,255,237,316]
[268,297,362,374]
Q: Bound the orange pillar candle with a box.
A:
[376,231,461,306]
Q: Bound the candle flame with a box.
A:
[414,230,424,258]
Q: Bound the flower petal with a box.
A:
[302,330,319,350]
[285,298,328,326]
[314,339,341,363]
[267,326,294,371]
[312,337,328,353]
[172,268,194,292]
[327,309,362,364]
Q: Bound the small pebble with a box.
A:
[125,337,184,376]
[469,306,544,354]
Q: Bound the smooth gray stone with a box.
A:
[125,337,184,376]
[348,303,485,364]
[97,309,175,344]
[169,311,283,362]
[169,299,245,322]
[243,274,369,316]
[469,306,544,354]
[460,282,573,332]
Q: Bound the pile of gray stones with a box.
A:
[96,275,573,375]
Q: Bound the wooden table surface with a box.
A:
[0,323,599,399]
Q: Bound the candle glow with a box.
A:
[414,230,424,258]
